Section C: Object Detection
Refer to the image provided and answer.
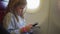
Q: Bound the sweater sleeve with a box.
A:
[3,13,20,34]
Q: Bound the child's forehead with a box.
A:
[17,5,26,9]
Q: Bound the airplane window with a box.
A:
[26,0,40,9]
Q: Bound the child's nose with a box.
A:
[20,9,23,11]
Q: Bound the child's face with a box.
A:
[15,4,26,16]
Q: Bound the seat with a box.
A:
[0,1,10,34]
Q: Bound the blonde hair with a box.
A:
[6,0,27,22]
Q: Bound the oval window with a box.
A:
[27,0,40,9]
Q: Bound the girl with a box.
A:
[3,0,31,34]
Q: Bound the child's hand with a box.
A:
[20,24,32,33]
[25,26,31,31]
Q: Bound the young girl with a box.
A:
[3,0,31,34]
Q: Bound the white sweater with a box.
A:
[3,12,26,34]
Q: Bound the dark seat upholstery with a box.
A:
[0,0,10,34]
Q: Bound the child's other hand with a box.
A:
[20,24,32,32]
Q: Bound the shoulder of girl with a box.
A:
[5,12,14,18]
